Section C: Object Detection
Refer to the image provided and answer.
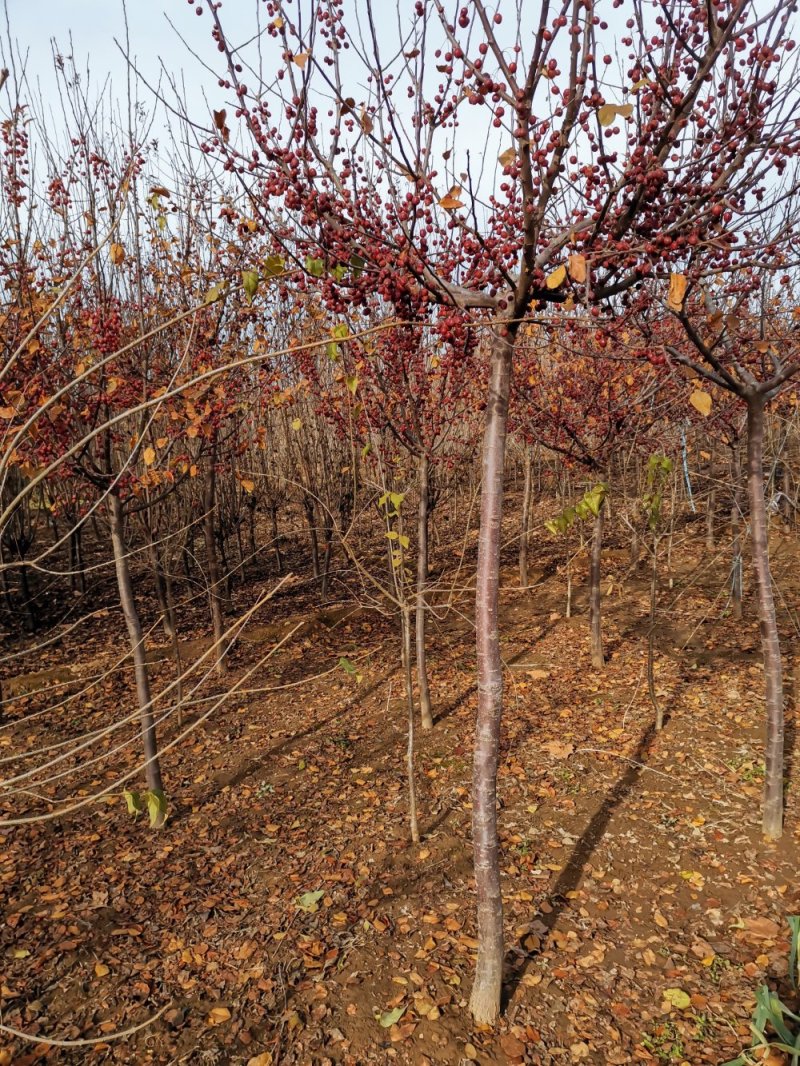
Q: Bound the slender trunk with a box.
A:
[270,502,283,574]
[304,497,320,579]
[19,561,35,632]
[320,523,333,598]
[109,495,165,819]
[402,606,420,844]
[746,396,784,840]
[649,535,663,731]
[589,504,605,670]
[565,539,572,619]
[706,449,715,550]
[165,566,184,728]
[469,330,513,1026]
[203,454,227,674]
[731,441,743,622]
[70,521,86,596]
[149,535,176,643]
[519,445,532,588]
[248,500,258,561]
[416,454,433,730]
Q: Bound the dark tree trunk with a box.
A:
[746,396,784,840]
[203,452,227,674]
[304,496,321,579]
[109,495,165,819]
[469,330,513,1025]
[416,454,433,730]
[270,502,283,574]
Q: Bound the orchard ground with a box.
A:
[1,492,798,1066]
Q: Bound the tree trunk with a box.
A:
[746,396,784,840]
[203,453,227,674]
[519,445,533,587]
[731,441,743,622]
[304,496,321,579]
[416,454,433,730]
[649,534,663,731]
[402,605,420,844]
[469,330,513,1026]
[589,503,605,670]
[109,494,165,820]
[70,521,86,596]
[270,502,283,574]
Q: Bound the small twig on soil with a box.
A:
[0,1002,170,1048]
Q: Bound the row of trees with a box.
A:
[2,0,800,1029]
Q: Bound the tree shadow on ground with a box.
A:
[502,718,660,1007]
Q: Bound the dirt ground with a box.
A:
[1,500,799,1065]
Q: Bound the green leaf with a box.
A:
[123,789,143,816]
[332,323,349,340]
[399,534,410,549]
[331,263,347,282]
[377,1005,406,1028]
[242,269,259,300]
[204,283,225,304]
[338,656,363,683]
[789,915,800,990]
[361,442,371,459]
[350,253,365,278]
[389,491,404,511]
[144,788,167,827]
[304,255,324,277]
[345,374,359,396]
[296,890,324,913]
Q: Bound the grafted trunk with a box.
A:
[730,441,743,621]
[109,494,165,821]
[746,396,784,840]
[519,445,533,588]
[203,452,227,674]
[589,503,605,670]
[469,329,513,1026]
[416,454,433,730]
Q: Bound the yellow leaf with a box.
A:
[617,103,634,118]
[143,446,156,467]
[94,962,110,977]
[240,478,255,494]
[291,418,302,431]
[689,389,712,417]
[654,908,669,929]
[662,988,691,1010]
[156,437,168,448]
[207,1006,231,1027]
[568,254,587,284]
[598,104,618,127]
[109,242,125,266]
[498,147,516,167]
[667,272,688,312]
[439,185,464,210]
[292,52,311,69]
[247,1054,274,1066]
[545,264,567,290]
